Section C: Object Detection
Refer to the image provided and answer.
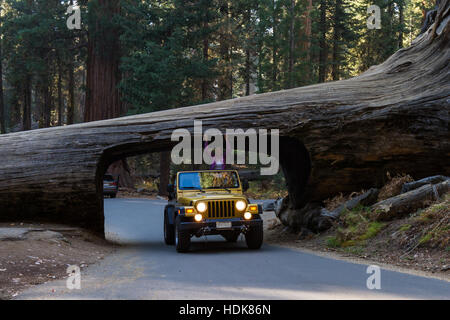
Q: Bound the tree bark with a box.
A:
[159,151,170,197]
[84,0,122,122]
[218,1,232,101]
[0,19,5,134]
[0,1,449,234]
[271,0,279,90]
[57,60,63,126]
[332,0,342,81]
[288,0,296,88]
[67,61,75,125]
[201,27,209,101]
[318,0,328,83]
[22,76,32,131]
[398,1,404,48]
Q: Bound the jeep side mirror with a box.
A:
[242,179,249,192]
[167,184,175,194]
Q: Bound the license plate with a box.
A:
[216,221,232,229]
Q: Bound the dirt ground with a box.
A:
[265,217,449,281]
[0,223,115,300]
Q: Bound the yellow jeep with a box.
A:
[164,170,263,252]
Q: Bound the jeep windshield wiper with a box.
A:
[182,186,205,192]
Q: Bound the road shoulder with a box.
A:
[0,223,115,299]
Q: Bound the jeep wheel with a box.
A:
[175,216,191,252]
[164,209,175,245]
[222,232,240,243]
[245,223,263,249]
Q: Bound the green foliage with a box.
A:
[119,0,219,114]
[398,224,412,232]
[418,232,432,245]
[332,205,386,247]
[2,0,86,129]
[0,0,433,131]
[326,236,341,248]
[360,221,385,240]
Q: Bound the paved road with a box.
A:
[18,199,449,299]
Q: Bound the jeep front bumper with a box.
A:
[179,217,262,235]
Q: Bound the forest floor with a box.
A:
[265,178,450,281]
[0,223,114,299]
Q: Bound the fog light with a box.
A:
[194,214,203,222]
[244,212,252,220]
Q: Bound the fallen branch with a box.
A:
[401,175,449,193]
[373,180,449,221]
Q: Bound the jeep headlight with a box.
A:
[235,200,246,212]
[196,201,207,213]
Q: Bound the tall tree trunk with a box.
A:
[300,0,313,83]
[66,0,76,125]
[272,0,279,90]
[201,36,209,101]
[398,1,404,48]
[57,61,63,126]
[318,0,328,83]
[218,1,232,101]
[244,8,251,96]
[22,76,32,131]
[159,151,170,197]
[43,78,52,128]
[84,0,122,122]
[67,61,75,125]
[0,8,5,134]
[288,0,296,88]
[332,0,341,81]
[245,48,251,96]
[86,0,132,187]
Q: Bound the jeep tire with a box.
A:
[175,216,191,252]
[164,208,175,245]
[245,223,263,249]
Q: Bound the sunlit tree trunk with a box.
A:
[84,0,122,122]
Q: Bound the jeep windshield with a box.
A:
[178,171,240,190]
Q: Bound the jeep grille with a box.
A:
[207,200,237,219]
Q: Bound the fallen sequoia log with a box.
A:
[0,1,449,235]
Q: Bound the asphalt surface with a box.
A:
[18,198,450,299]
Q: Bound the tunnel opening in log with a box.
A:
[95,142,175,228]
[94,135,309,238]
[279,137,312,210]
